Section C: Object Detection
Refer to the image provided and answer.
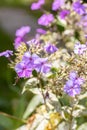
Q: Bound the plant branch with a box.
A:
[0,111,27,123]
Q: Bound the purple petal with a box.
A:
[36,28,46,34]
[52,0,65,11]
[72,1,86,15]
[31,0,45,10]
[44,43,58,54]
[15,62,32,78]
[38,14,54,26]
[59,10,70,19]
[15,26,31,37]
[14,37,23,49]
[69,71,77,80]
[0,50,13,58]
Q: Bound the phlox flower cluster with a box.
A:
[0,0,86,99]
[64,71,84,97]
[1,0,87,129]
[15,51,51,78]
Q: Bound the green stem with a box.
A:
[69,97,77,130]
[0,111,27,123]
[38,76,54,129]
[38,77,48,111]
[69,108,73,130]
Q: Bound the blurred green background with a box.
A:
[0,0,42,129]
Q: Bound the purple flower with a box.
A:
[59,9,70,19]
[74,43,87,55]
[34,58,51,74]
[69,71,77,80]
[15,61,32,78]
[70,71,84,85]
[36,28,46,34]
[64,80,81,97]
[38,14,54,26]
[64,71,84,97]
[22,52,40,67]
[52,0,65,11]
[26,39,39,46]
[31,0,45,10]
[72,1,86,15]
[85,34,87,38]
[15,26,31,37]
[0,50,13,58]
[81,15,87,27]
[15,52,42,77]
[14,26,31,49]
[14,37,23,49]
[44,43,58,54]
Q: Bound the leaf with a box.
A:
[0,114,13,129]
[56,17,66,33]
[16,125,28,130]
[13,96,26,118]
[57,24,65,32]
[32,70,38,77]
[57,121,69,130]
[77,123,87,130]
[29,88,42,95]
[78,92,87,100]
[29,114,47,130]
[0,111,26,130]
[22,78,39,94]
[23,95,43,119]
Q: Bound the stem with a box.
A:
[13,76,19,86]
[38,77,48,111]
[69,98,77,130]
[38,77,54,129]
[69,108,73,130]
[7,57,12,63]
[0,111,27,123]
[40,8,48,14]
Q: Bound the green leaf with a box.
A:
[0,113,13,129]
[57,121,69,130]
[51,67,58,73]
[13,96,26,117]
[32,70,38,77]
[77,123,87,130]
[57,24,65,32]
[22,78,39,94]
[23,95,43,119]
[56,18,66,33]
